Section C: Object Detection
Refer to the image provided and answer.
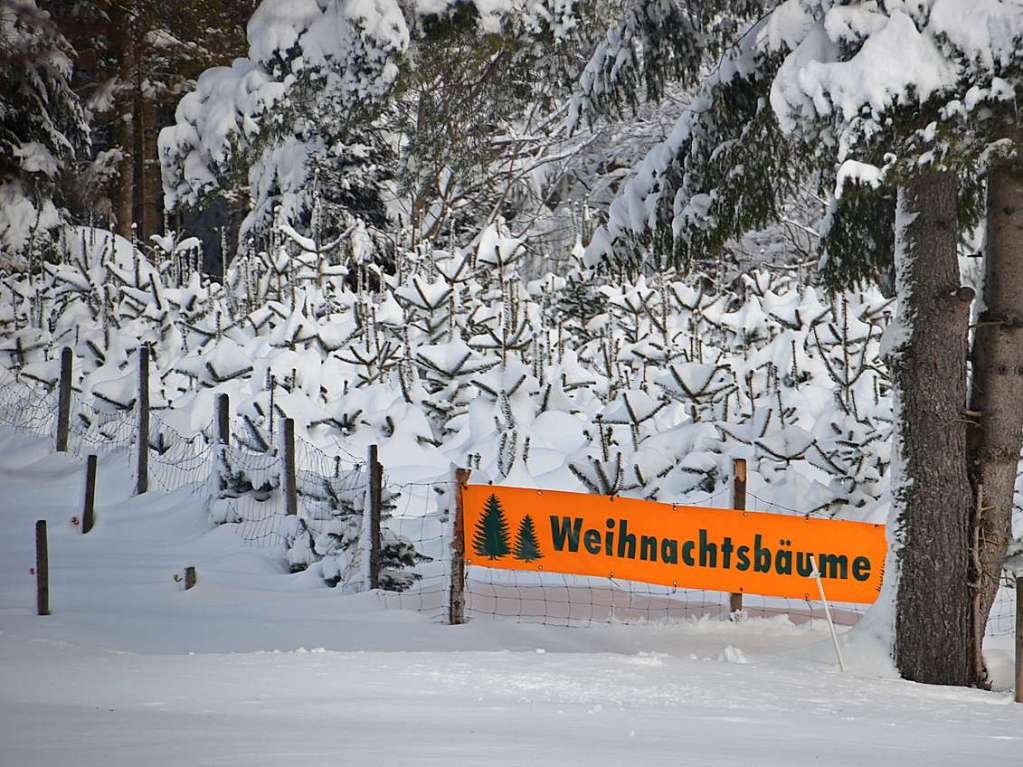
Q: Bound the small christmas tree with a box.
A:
[473,494,511,560]
[513,514,543,562]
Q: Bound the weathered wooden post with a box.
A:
[283,418,298,516]
[35,520,49,616]
[82,454,97,534]
[449,467,471,626]
[268,374,276,448]
[184,566,197,591]
[367,444,382,590]
[1015,576,1022,704]
[55,347,72,453]
[216,393,230,448]
[216,393,229,492]
[729,457,747,616]
[135,345,150,495]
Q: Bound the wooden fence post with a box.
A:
[216,393,230,448]
[82,454,97,534]
[35,520,49,616]
[367,444,382,590]
[283,418,297,516]
[1015,575,1022,704]
[55,347,72,453]
[729,457,747,616]
[449,467,471,626]
[216,393,229,492]
[184,566,197,591]
[135,345,150,495]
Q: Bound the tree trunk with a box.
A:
[967,158,1023,680]
[112,5,135,239]
[133,41,162,241]
[141,93,162,239]
[891,171,980,686]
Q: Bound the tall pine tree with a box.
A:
[579,0,1023,687]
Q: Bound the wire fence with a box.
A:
[0,368,59,438]
[148,413,217,494]
[382,479,1019,637]
[381,478,457,617]
[67,389,137,457]
[0,365,1017,637]
[0,369,380,583]
[988,577,1019,637]
[460,571,870,629]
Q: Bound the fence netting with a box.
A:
[148,413,217,494]
[382,480,1018,636]
[0,366,1017,637]
[209,432,372,580]
[380,477,457,617]
[0,368,59,437]
[67,388,136,457]
[458,486,872,629]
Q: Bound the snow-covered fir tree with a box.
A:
[580,0,1023,687]
[0,0,88,264]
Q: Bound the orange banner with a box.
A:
[461,485,886,604]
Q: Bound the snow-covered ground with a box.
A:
[1,428,1021,766]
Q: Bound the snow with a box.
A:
[836,160,885,196]
[3,204,1023,760]
[165,0,563,243]
[584,11,773,266]
[0,179,62,257]
[929,0,1023,71]
[766,0,1023,189]
[773,8,957,156]
[13,141,59,177]
[590,0,1023,267]
[0,232,911,532]
[1,427,1021,766]
[160,0,414,237]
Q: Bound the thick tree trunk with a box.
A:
[892,171,980,686]
[967,159,1023,680]
[140,93,162,239]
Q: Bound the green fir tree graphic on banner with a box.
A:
[513,514,544,562]
[473,494,511,559]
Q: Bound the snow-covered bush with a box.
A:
[0,218,896,531]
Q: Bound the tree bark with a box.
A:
[967,158,1023,681]
[892,171,980,686]
[140,92,162,239]
[111,4,135,239]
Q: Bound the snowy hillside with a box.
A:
[1,427,1021,766]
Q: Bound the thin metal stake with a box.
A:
[810,555,846,672]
